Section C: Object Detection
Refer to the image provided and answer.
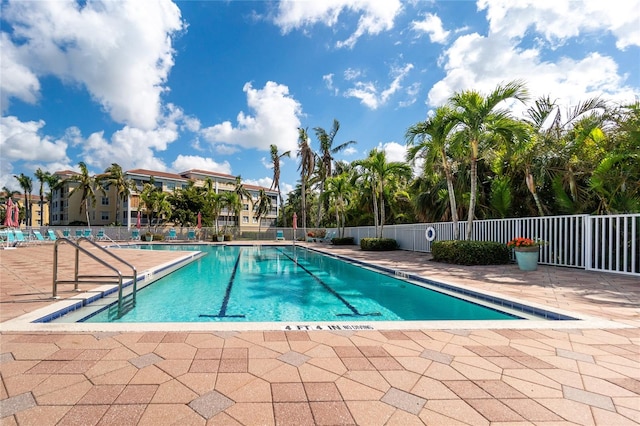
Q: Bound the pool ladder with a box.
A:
[52,237,138,319]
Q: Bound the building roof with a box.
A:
[180,169,237,180]
[126,169,187,181]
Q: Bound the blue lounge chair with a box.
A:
[13,229,28,245]
[319,231,336,243]
[276,230,285,240]
[4,230,16,247]
[74,229,82,239]
[168,228,177,240]
[131,230,140,240]
[96,229,106,240]
[84,229,93,239]
[32,230,46,243]
[63,229,70,238]
[187,229,196,241]
[47,230,57,241]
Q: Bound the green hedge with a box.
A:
[360,238,399,251]
[332,237,355,245]
[431,240,510,265]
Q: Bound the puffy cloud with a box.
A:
[201,81,303,154]
[428,31,637,109]
[0,0,184,129]
[0,116,70,164]
[273,0,402,48]
[411,13,450,44]
[379,141,406,163]
[478,0,640,50]
[344,68,363,80]
[244,177,274,190]
[345,63,414,109]
[172,155,232,175]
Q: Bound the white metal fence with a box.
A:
[336,214,640,277]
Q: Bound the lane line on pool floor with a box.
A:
[199,247,245,319]
[277,247,381,318]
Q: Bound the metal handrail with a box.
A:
[52,237,138,315]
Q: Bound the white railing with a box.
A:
[336,213,640,277]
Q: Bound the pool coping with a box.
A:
[0,243,632,332]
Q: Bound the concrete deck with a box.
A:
[1,242,638,425]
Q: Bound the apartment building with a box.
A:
[49,168,279,231]
[1,193,49,227]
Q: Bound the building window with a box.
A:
[166,182,175,190]
[243,204,249,211]
[101,197,109,205]
[252,217,258,224]
[101,211,109,221]
[242,216,249,224]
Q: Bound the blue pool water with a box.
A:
[83,245,521,323]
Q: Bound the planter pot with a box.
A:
[514,247,539,271]
[216,235,224,242]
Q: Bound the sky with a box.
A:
[1,0,639,198]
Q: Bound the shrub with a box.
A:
[431,240,510,265]
[332,236,355,245]
[360,238,399,251]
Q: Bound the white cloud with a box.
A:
[0,116,70,164]
[411,13,450,44]
[344,68,363,80]
[345,63,414,109]
[215,144,240,155]
[478,0,640,50]
[244,177,274,190]
[343,146,358,156]
[0,0,184,129]
[273,0,402,48]
[378,141,406,163]
[201,81,303,154]
[428,31,637,109]
[172,155,232,175]
[322,73,339,95]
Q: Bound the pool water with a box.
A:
[84,245,520,323]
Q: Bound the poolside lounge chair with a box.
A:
[319,231,336,243]
[74,229,82,239]
[131,230,140,240]
[63,229,71,239]
[187,229,196,241]
[84,229,93,240]
[13,229,28,245]
[96,229,106,240]
[3,230,16,248]
[276,230,285,241]
[32,230,47,243]
[168,228,177,240]
[47,230,57,241]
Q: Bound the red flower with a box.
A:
[507,237,541,248]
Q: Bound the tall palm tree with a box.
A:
[34,168,51,226]
[103,163,134,225]
[68,162,104,227]
[448,80,528,239]
[313,119,356,227]
[43,174,61,225]
[14,173,33,226]
[355,148,412,238]
[297,127,315,235]
[406,106,461,238]
[222,191,241,232]
[269,144,291,227]
[232,176,251,231]
[324,174,351,238]
[254,188,273,236]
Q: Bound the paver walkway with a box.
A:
[1,243,639,425]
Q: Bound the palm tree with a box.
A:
[14,173,33,226]
[43,174,61,225]
[406,106,461,238]
[68,162,104,227]
[313,119,356,227]
[297,127,315,235]
[448,80,528,239]
[323,174,351,238]
[34,168,51,226]
[355,148,412,238]
[254,188,273,236]
[269,144,291,227]
[103,163,134,225]
[232,176,251,231]
[222,191,241,233]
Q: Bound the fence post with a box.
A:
[583,214,592,271]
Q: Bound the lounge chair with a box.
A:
[13,229,28,245]
[32,230,47,243]
[276,230,285,241]
[63,229,71,238]
[131,230,140,240]
[74,229,82,239]
[3,230,16,247]
[168,228,177,240]
[83,229,93,240]
[96,229,106,240]
[187,229,196,241]
[47,230,57,241]
[319,231,336,243]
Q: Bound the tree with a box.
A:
[43,174,61,225]
[297,127,315,235]
[313,119,356,227]
[324,174,351,238]
[14,173,33,226]
[103,163,134,225]
[254,188,273,236]
[68,162,104,227]
[34,168,51,226]
[355,148,412,238]
[269,144,291,227]
[448,81,528,239]
[232,176,251,231]
[222,191,241,232]
[406,106,461,238]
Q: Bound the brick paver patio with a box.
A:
[1,242,638,424]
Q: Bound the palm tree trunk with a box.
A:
[466,142,478,240]
[315,181,324,228]
[301,179,307,236]
[444,167,459,239]
[526,172,545,216]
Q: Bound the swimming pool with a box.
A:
[72,245,528,323]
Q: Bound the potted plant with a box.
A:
[144,231,153,242]
[507,237,544,271]
[216,231,224,242]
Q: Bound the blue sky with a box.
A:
[1,0,638,197]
